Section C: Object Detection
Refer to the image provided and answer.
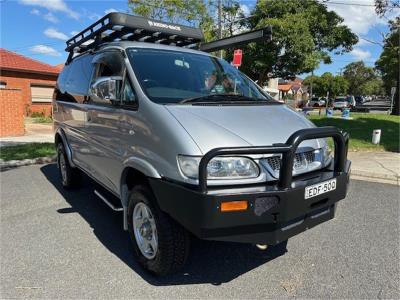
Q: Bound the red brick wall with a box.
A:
[0,88,24,137]
[0,70,57,117]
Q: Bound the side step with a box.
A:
[94,190,123,212]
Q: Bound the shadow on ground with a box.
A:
[41,163,286,286]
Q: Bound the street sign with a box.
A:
[232,49,243,67]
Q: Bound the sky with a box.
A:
[0,0,398,76]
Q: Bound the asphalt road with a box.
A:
[1,164,399,299]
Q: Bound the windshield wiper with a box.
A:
[179,94,263,104]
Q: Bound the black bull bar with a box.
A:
[198,127,349,193]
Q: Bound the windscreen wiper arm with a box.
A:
[179,94,258,104]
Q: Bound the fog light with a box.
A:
[220,200,248,212]
[254,196,279,216]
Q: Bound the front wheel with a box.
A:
[128,185,190,276]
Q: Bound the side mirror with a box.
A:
[90,76,123,104]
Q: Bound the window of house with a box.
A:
[0,81,6,89]
[30,85,54,103]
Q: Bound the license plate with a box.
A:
[305,179,337,199]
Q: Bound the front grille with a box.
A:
[264,150,315,172]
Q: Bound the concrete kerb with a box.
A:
[0,156,56,170]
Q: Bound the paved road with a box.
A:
[1,164,399,299]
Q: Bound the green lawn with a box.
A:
[0,143,56,161]
[309,113,400,152]
[32,116,53,124]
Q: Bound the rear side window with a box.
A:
[65,54,94,95]
[57,64,70,93]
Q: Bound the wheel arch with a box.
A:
[120,159,161,230]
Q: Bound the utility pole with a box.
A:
[218,0,223,58]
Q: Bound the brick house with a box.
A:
[0,48,60,117]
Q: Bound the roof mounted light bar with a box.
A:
[199,26,272,53]
[65,12,204,62]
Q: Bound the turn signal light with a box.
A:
[220,200,248,212]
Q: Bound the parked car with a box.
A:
[355,95,366,105]
[53,12,351,276]
[346,95,356,108]
[333,96,349,109]
[309,97,326,107]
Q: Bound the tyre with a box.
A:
[127,184,190,276]
[57,142,80,189]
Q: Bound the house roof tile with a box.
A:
[0,48,60,75]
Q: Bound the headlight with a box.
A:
[178,156,260,180]
[316,144,332,166]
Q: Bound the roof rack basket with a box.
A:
[65,12,204,61]
[65,12,272,63]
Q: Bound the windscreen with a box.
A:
[127,48,271,104]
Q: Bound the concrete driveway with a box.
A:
[1,164,399,299]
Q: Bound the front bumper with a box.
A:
[150,161,350,245]
[150,127,351,245]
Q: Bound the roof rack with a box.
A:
[65,12,272,63]
[65,12,204,61]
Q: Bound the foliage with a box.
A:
[128,0,215,41]
[31,111,45,118]
[375,19,399,115]
[0,143,55,161]
[343,61,378,95]
[239,0,358,84]
[359,78,385,96]
[310,113,400,152]
[303,72,349,97]
[375,0,400,16]
[32,116,53,124]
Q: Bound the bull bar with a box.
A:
[198,127,349,193]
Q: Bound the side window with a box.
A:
[121,79,137,106]
[65,54,94,96]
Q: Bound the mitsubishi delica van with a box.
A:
[53,13,351,276]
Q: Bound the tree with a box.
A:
[128,0,215,41]
[375,1,400,115]
[303,72,349,98]
[359,78,385,96]
[375,0,400,16]
[375,20,400,115]
[239,0,358,85]
[343,61,377,95]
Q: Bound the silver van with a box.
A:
[53,13,351,276]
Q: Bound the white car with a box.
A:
[333,96,349,109]
[309,97,326,107]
